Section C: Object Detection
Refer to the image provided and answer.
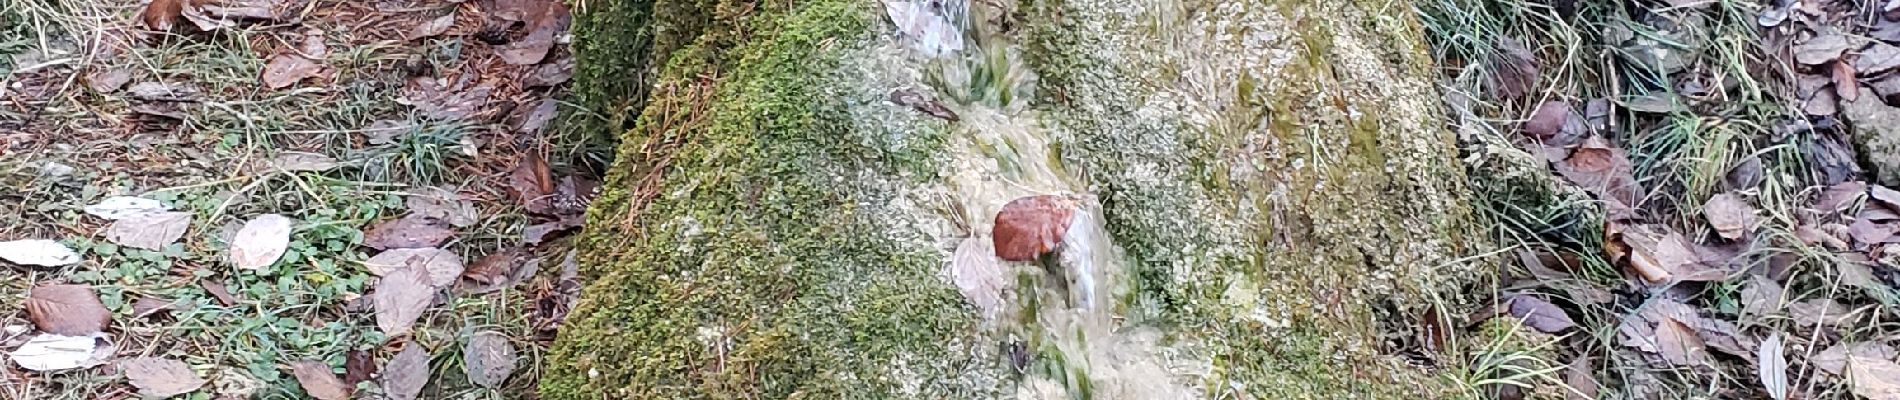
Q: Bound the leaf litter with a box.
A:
[229,214,293,269]
[291,360,350,400]
[382,344,431,400]
[0,239,82,267]
[121,357,208,397]
[372,265,436,336]
[464,331,517,388]
[25,284,113,336]
[106,211,192,250]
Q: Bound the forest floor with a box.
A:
[0,0,599,398]
[1422,0,1900,399]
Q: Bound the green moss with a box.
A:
[542,1,998,398]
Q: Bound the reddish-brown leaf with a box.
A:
[139,0,184,31]
[201,280,238,306]
[1849,219,1897,244]
[25,284,112,336]
[1523,101,1586,146]
[261,54,321,90]
[343,350,375,387]
[1556,136,1643,208]
[509,154,555,213]
[1490,37,1539,100]
[463,247,526,286]
[292,360,349,400]
[1505,294,1575,333]
[131,297,175,319]
[992,195,1079,261]
[1835,60,1862,102]
[497,2,570,65]
[1655,318,1711,367]
[362,215,455,250]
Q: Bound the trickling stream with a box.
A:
[887,0,1198,396]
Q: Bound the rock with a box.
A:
[1842,88,1900,186]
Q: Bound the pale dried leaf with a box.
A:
[373,266,435,336]
[1860,43,1900,74]
[362,215,455,250]
[498,3,569,65]
[363,248,464,287]
[524,57,574,88]
[343,350,374,387]
[1796,34,1858,65]
[291,360,349,400]
[261,54,320,89]
[951,237,1010,318]
[88,68,132,93]
[230,214,293,269]
[106,211,192,250]
[1813,342,1897,375]
[405,187,477,228]
[382,344,431,400]
[1788,299,1858,326]
[86,196,169,220]
[1759,333,1788,400]
[1703,193,1756,239]
[516,98,558,133]
[122,357,207,397]
[1565,356,1599,400]
[464,332,517,388]
[1741,275,1785,319]
[270,152,338,172]
[1655,318,1711,367]
[1873,184,1900,209]
[0,239,82,267]
[8,333,111,371]
[25,284,112,336]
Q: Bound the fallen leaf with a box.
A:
[1859,42,1900,74]
[230,214,293,269]
[106,211,192,250]
[1759,333,1788,400]
[139,0,184,31]
[405,187,478,228]
[1622,94,1685,113]
[1741,275,1785,319]
[0,239,82,267]
[1565,356,1600,400]
[551,176,601,215]
[524,57,575,88]
[950,237,1010,318]
[122,357,207,397]
[498,2,570,65]
[131,102,189,120]
[1850,219,1897,244]
[1788,298,1858,326]
[291,360,349,400]
[88,68,132,93]
[363,248,464,287]
[1817,181,1869,212]
[1813,342,1896,375]
[464,332,516,388]
[132,297,175,319]
[1845,357,1900,400]
[1555,136,1643,208]
[25,284,112,336]
[515,98,558,133]
[1522,101,1588,146]
[197,0,279,21]
[1836,60,1862,102]
[1726,155,1764,190]
[1840,259,1882,289]
[261,54,321,89]
[489,0,544,21]
[509,154,555,212]
[362,215,455,250]
[343,350,374,387]
[1654,318,1711,367]
[86,196,169,220]
[889,88,960,122]
[1490,36,1539,100]
[127,82,198,101]
[201,280,238,306]
[408,13,456,41]
[1613,224,1710,282]
[463,247,526,286]
[1802,75,1840,116]
[1504,294,1576,333]
[382,344,431,400]
[1796,34,1858,65]
[372,265,435,336]
[522,216,583,244]
[7,333,111,371]
[993,195,1080,261]
[268,152,339,172]
[1873,184,1900,209]
[1796,224,1850,249]
[1703,193,1757,239]
[300,31,329,58]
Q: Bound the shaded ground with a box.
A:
[0,0,597,398]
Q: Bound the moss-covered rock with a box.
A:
[543,0,1488,397]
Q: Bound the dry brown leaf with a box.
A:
[1523,101,1587,146]
[992,195,1079,261]
[1490,36,1539,100]
[515,98,558,133]
[1727,155,1764,190]
[1796,224,1849,249]
[132,297,175,319]
[889,89,961,122]
[1703,193,1756,239]
[524,57,574,88]
[1850,219,1897,244]
[1813,342,1896,375]
[1614,224,1709,282]
[344,350,375,387]
[200,280,237,306]
[497,3,570,65]
[139,0,185,31]
[1797,34,1858,65]
[382,344,431,400]
[1859,43,1900,74]
[408,13,456,41]
[522,216,583,244]
[291,360,349,400]
[373,266,435,336]
[25,284,112,336]
[364,248,464,287]
[121,357,206,397]
[1556,136,1643,208]
[1873,184,1900,209]
[1841,259,1882,289]
[1845,358,1900,400]
[463,247,526,287]
[509,154,555,213]
[106,211,192,250]
[1505,294,1576,333]
[230,214,292,269]
[268,152,339,172]
[1835,60,1862,102]
[1788,298,1858,326]
[1654,318,1712,367]
[463,331,517,388]
[362,215,455,250]
[1740,275,1785,319]
[1565,356,1600,400]
[261,54,321,89]
[405,187,477,228]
